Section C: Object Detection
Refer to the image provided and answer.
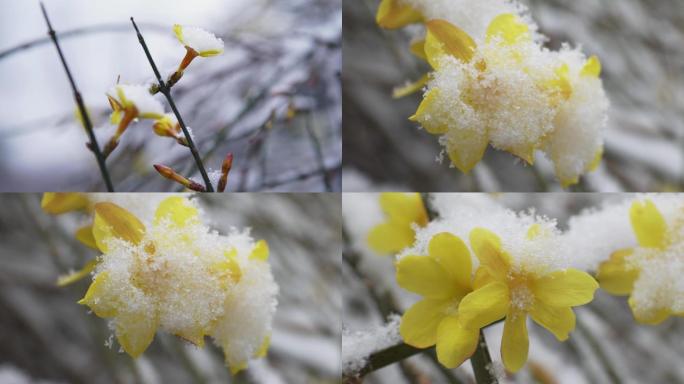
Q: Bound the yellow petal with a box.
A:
[93,202,146,253]
[75,225,98,249]
[630,200,667,248]
[78,271,118,318]
[393,74,429,99]
[425,19,476,69]
[379,193,428,225]
[435,315,480,368]
[173,24,184,44]
[229,361,248,375]
[596,249,639,295]
[41,193,88,214]
[376,0,423,29]
[485,14,530,45]
[410,39,427,61]
[628,296,671,325]
[115,311,159,358]
[469,228,511,280]
[543,63,572,102]
[211,248,242,285]
[409,88,448,135]
[533,269,598,307]
[255,334,271,358]
[473,267,495,290]
[428,232,472,292]
[396,255,458,299]
[249,240,269,261]
[447,130,488,174]
[458,282,509,329]
[586,146,603,172]
[501,312,529,372]
[57,259,98,287]
[529,302,575,341]
[154,196,199,228]
[581,55,601,78]
[368,222,415,254]
[399,298,450,348]
[199,49,223,57]
[175,328,206,347]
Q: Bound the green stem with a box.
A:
[40,2,114,192]
[469,331,499,384]
[130,17,214,192]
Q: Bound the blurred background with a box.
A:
[0,0,341,192]
[0,193,341,383]
[343,193,684,384]
[342,0,684,192]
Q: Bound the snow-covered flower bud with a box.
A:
[173,24,224,58]
[153,113,188,146]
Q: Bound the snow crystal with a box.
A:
[342,314,402,374]
[401,197,567,274]
[402,0,541,43]
[178,25,224,54]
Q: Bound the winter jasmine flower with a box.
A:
[458,225,598,372]
[74,196,277,372]
[367,193,428,254]
[104,84,165,157]
[174,24,224,58]
[376,0,609,187]
[396,232,481,368]
[157,24,224,91]
[597,199,684,324]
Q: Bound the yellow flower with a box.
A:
[458,226,598,372]
[45,195,277,373]
[395,233,481,368]
[597,200,684,324]
[155,25,225,91]
[367,193,428,254]
[79,197,242,356]
[104,84,165,157]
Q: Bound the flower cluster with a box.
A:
[102,24,224,158]
[42,193,278,373]
[361,193,684,373]
[395,205,597,372]
[377,0,609,187]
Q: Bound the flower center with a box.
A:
[509,274,534,312]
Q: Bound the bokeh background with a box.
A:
[0,193,341,383]
[0,0,341,192]
[343,193,684,384]
[342,0,684,192]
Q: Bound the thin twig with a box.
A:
[469,331,498,384]
[130,17,214,192]
[40,2,114,192]
[259,162,340,190]
[303,112,332,191]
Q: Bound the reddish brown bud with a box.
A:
[153,164,206,192]
[217,153,234,192]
